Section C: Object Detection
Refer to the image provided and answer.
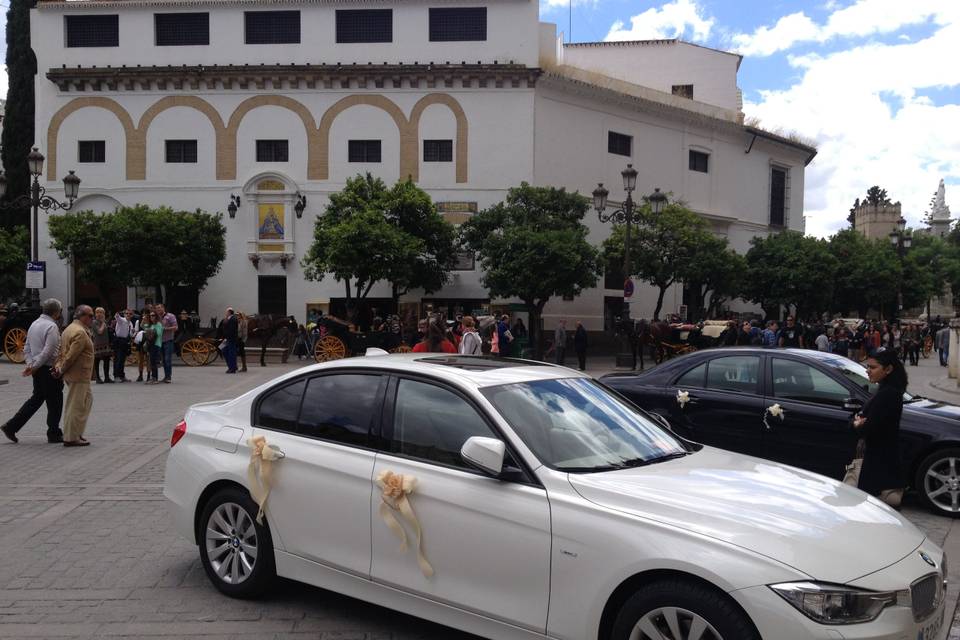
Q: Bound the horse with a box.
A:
[245,314,295,367]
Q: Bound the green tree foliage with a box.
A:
[744,231,838,319]
[0,226,28,301]
[602,202,714,320]
[1,0,36,230]
[684,235,747,319]
[902,233,955,314]
[864,186,893,207]
[48,205,226,310]
[302,174,457,307]
[461,183,601,358]
[827,229,901,318]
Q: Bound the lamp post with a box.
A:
[0,148,81,307]
[593,164,667,367]
[889,216,912,317]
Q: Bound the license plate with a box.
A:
[918,605,944,640]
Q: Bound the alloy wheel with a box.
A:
[924,456,960,513]
[205,502,258,584]
[631,606,724,640]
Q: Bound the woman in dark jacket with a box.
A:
[853,346,907,507]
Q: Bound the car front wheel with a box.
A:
[198,487,276,597]
[611,578,760,640]
[916,448,960,517]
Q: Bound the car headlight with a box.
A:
[770,581,910,625]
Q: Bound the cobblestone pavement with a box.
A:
[0,355,959,639]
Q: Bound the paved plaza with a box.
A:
[0,353,959,639]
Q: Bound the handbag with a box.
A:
[843,438,866,486]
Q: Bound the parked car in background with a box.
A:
[603,347,960,516]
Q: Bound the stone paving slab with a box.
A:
[1,357,959,639]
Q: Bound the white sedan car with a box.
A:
[164,354,947,640]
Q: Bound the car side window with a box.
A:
[772,359,849,406]
[706,356,760,394]
[298,374,382,446]
[391,378,500,470]
[256,379,306,432]
[676,363,706,388]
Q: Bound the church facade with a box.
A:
[30,0,815,328]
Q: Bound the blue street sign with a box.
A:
[26,261,46,289]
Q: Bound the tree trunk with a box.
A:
[527,300,548,361]
[653,286,668,321]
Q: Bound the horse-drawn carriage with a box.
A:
[313,316,412,362]
[0,305,40,364]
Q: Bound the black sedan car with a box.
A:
[602,347,960,516]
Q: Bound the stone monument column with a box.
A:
[949,319,960,380]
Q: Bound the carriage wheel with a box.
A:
[315,335,347,362]
[3,328,27,364]
[180,338,212,367]
[204,342,221,365]
[389,344,413,354]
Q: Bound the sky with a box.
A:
[3,0,959,238]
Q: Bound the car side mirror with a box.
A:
[461,436,506,477]
[843,398,864,412]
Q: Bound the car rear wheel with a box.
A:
[915,448,960,517]
[611,578,759,640]
[198,487,276,597]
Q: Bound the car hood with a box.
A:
[568,447,923,584]
[906,398,960,421]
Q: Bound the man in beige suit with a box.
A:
[56,305,95,447]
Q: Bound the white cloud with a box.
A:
[605,0,714,43]
[732,0,957,57]
[744,18,960,237]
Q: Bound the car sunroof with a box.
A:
[415,355,542,371]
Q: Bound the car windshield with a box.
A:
[482,377,689,472]
[835,360,915,402]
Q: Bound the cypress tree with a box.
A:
[1,0,37,231]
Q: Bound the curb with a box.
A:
[931,377,960,397]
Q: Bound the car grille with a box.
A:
[911,574,940,620]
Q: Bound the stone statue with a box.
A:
[932,179,951,220]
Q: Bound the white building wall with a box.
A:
[561,40,742,112]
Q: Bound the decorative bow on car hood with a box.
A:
[567,447,923,584]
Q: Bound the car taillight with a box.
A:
[171,420,187,447]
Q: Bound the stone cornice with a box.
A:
[46,63,540,92]
[37,0,522,9]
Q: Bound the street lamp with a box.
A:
[0,147,81,308]
[889,217,912,316]
[593,164,667,368]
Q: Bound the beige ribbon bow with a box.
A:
[247,435,282,524]
[376,470,434,579]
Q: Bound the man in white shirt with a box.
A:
[1,299,65,444]
[112,309,133,382]
[815,330,830,352]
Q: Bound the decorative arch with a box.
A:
[46,98,136,181]
[226,96,319,180]
[136,96,228,179]
[70,193,123,214]
[408,94,469,184]
[317,95,410,180]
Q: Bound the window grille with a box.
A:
[78,141,105,163]
[429,7,486,42]
[672,84,694,99]
[423,140,453,162]
[608,132,632,157]
[166,140,198,164]
[770,168,787,227]
[245,11,300,45]
[256,140,289,163]
[336,9,392,43]
[65,15,119,48]
[155,13,209,46]
[689,150,709,173]
[348,140,382,163]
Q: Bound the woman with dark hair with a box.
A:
[851,347,908,508]
[412,319,457,353]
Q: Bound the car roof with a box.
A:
[274,353,588,389]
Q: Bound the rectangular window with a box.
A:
[672,84,694,99]
[608,131,632,157]
[298,374,383,445]
[429,7,487,42]
[770,167,787,227]
[65,15,119,48]
[77,140,105,163]
[245,11,300,44]
[689,150,709,173]
[155,13,210,46]
[423,140,453,162]
[336,9,392,43]
[348,140,382,163]
[256,140,289,163]
[165,140,198,164]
